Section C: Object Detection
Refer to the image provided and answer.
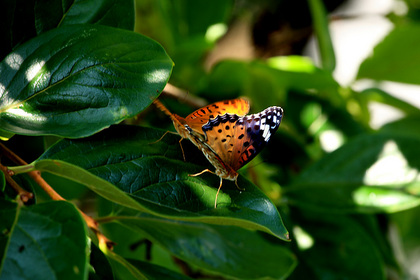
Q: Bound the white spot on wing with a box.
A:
[262,124,270,141]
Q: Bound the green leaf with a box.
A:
[357,23,420,84]
[390,206,420,259]
[0,0,135,62]
[0,128,14,140]
[104,248,147,280]
[0,24,173,138]
[206,60,340,111]
[358,87,420,116]
[0,199,18,262]
[122,259,192,280]
[113,214,296,279]
[287,90,366,138]
[0,170,5,192]
[0,200,88,280]
[308,0,335,72]
[35,0,135,34]
[285,118,420,213]
[159,0,232,46]
[292,209,385,279]
[89,243,114,280]
[30,125,289,240]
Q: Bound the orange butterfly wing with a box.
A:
[201,106,283,171]
[184,98,250,135]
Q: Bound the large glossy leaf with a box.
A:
[357,23,420,84]
[0,199,17,261]
[0,24,173,138]
[284,117,420,213]
[17,126,289,240]
[106,252,193,280]
[112,214,296,279]
[35,0,135,34]
[0,200,88,280]
[0,0,134,62]
[126,259,193,280]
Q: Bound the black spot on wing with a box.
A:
[202,113,240,132]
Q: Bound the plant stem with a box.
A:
[0,163,34,203]
[0,142,115,249]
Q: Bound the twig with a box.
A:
[0,163,33,203]
[0,142,27,165]
[0,142,115,249]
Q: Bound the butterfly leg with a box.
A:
[234,176,245,191]
[214,177,224,208]
[188,169,216,177]
[178,138,186,161]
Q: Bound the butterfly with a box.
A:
[153,98,250,158]
[153,98,283,208]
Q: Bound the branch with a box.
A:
[0,142,115,249]
[0,163,34,203]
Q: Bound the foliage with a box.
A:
[1,0,420,279]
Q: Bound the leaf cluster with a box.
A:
[1,0,420,279]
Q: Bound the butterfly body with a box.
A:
[153,98,283,208]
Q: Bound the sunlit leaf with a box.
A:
[0,24,173,138]
[358,23,420,84]
[285,118,420,213]
[14,126,289,240]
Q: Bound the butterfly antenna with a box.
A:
[153,99,188,160]
[153,99,176,120]
[148,130,171,145]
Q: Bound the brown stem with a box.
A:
[0,163,34,203]
[0,142,28,165]
[0,142,115,249]
[28,170,66,200]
